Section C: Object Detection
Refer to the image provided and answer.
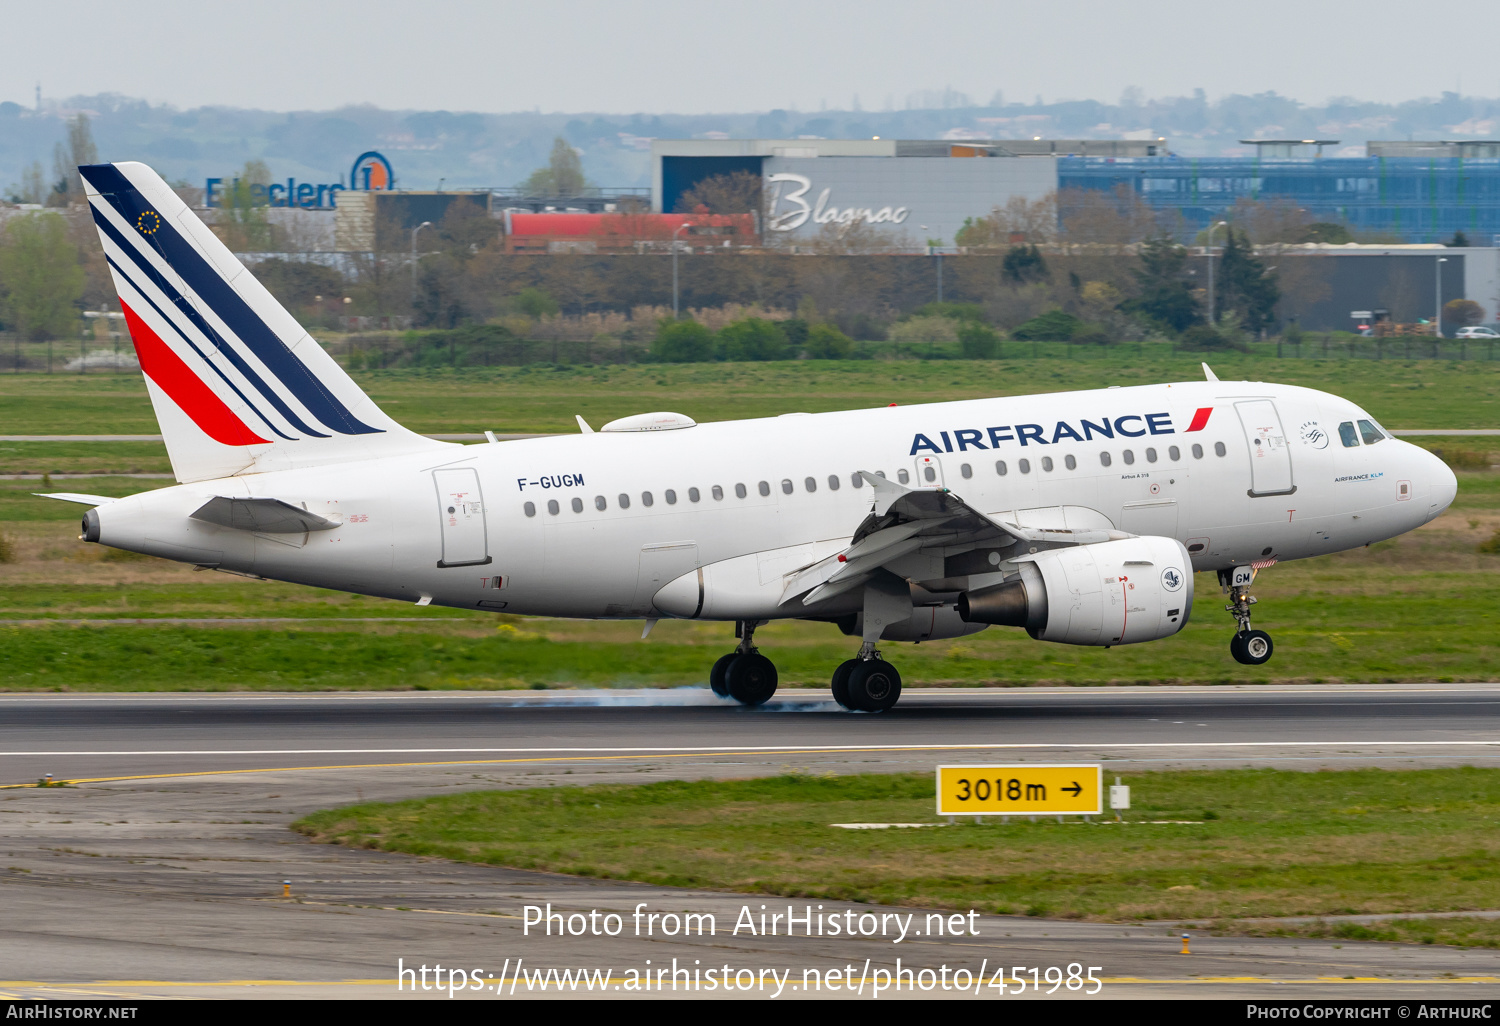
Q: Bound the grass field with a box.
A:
[293,768,1500,929]
[0,361,1496,691]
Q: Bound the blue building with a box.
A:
[1059,155,1500,245]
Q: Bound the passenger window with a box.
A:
[1099,452,1112,467]
[641,491,653,507]
[1019,459,1031,474]
[1192,444,1204,459]
[524,501,536,517]
[897,469,910,484]
[875,470,886,478]
[618,493,631,509]
[1041,456,1054,472]
[758,481,771,496]
[781,479,793,495]
[1358,419,1385,445]
[1214,441,1227,457]
[922,464,937,482]
[735,483,747,499]
[572,497,584,513]
[712,485,724,501]
[960,463,972,479]
[1169,445,1181,461]
[1064,454,1076,470]
[996,460,1008,476]
[547,499,559,515]
[665,489,677,505]
[1123,449,1135,465]
[1146,447,1158,463]
[594,495,607,511]
[827,475,840,491]
[804,476,817,492]
[1338,421,1360,447]
[688,487,700,502]
[850,473,863,488]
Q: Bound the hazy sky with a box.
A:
[4,0,1495,114]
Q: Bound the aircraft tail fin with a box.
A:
[80,161,448,483]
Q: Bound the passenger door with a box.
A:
[433,467,491,567]
[1235,400,1295,497]
[913,454,946,489]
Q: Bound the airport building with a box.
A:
[652,138,1500,246]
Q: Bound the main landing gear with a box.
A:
[831,642,902,713]
[709,621,779,707]
[1221,566,1274,666]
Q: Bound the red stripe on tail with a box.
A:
[1185,407,1213,432]
[120,301,268,446]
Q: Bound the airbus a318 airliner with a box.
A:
[50,162,1457,712]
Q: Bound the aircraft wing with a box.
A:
[781,471,1119,607]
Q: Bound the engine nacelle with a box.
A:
[957,536,1193,646]
[836,605,988,643]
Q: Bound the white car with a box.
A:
[1456,325,1500,339]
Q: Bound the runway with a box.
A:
[3,684,1499,784]
[0,685,1497,1000]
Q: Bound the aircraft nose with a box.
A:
[1425,449,1457,521]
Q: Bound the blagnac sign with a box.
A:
[765,173,910,232]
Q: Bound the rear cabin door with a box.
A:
[1235,400,1296,497]
[434,467,492,567]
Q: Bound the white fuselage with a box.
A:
[91,380,1455,623]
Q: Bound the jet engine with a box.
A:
[957,536,1193,646]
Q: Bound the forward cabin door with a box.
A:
[1235,400,1295,497]
[913,454,945,488]
[434,467,492,567]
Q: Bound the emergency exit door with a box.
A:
[1235,400,1296,497]
[433,467,492,567]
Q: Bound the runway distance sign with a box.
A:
[936,765,1102,816]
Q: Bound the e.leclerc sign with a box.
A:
[206,151,394,210]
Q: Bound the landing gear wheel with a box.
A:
[709,653,736,697]
[847,660,902,713]
[1230,630,1273,666]
[831,659,861,709]
[726,653,778,706]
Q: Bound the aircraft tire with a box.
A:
[1230,630,1274,666]
[831,659,861,709]
[709,653,736,697]
[847,660,902,713]
[726,653,778,707]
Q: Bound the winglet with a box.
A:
[1201,362,1219,382]
[576,415,595,434]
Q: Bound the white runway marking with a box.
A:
[3,740,1499,757]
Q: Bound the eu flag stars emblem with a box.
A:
[136,210,162,235]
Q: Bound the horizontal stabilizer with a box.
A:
[36,492,117,507]
[190,496,338,534]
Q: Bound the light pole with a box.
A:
[1205,220,1227,324]
[410,221,432,304]
[671,222,691,318]
[1434,256,1448,338]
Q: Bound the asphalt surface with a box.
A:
[0,685,1497,1001]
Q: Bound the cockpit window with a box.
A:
[1338,421,1361,447]
[1357,419,1385,445]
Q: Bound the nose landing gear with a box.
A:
[709,621,778,706]
[1221,566,1274,666]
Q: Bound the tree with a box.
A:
[717,317,787,361]
[1442,298,1483,335]
[1123,235,1200,332]
[49,115,98,205]
[1002,244,1048,283]
[512,287,559,318]
[1302,222,1353,244]
[212,160,275,251]
[803,322,853,359]
[953,194,1057,249]
[1011,309,1082,341]
[675,171,762,214]
[1449,231,1471,248]
[249,257,346,311]
[4,161,46,205]
[1057,184,1158,249]
[0,212,85,339]
[957,320,1000,358]
[521,138,589,197]
[651,318,715,362]
[1215,228,1279,333]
